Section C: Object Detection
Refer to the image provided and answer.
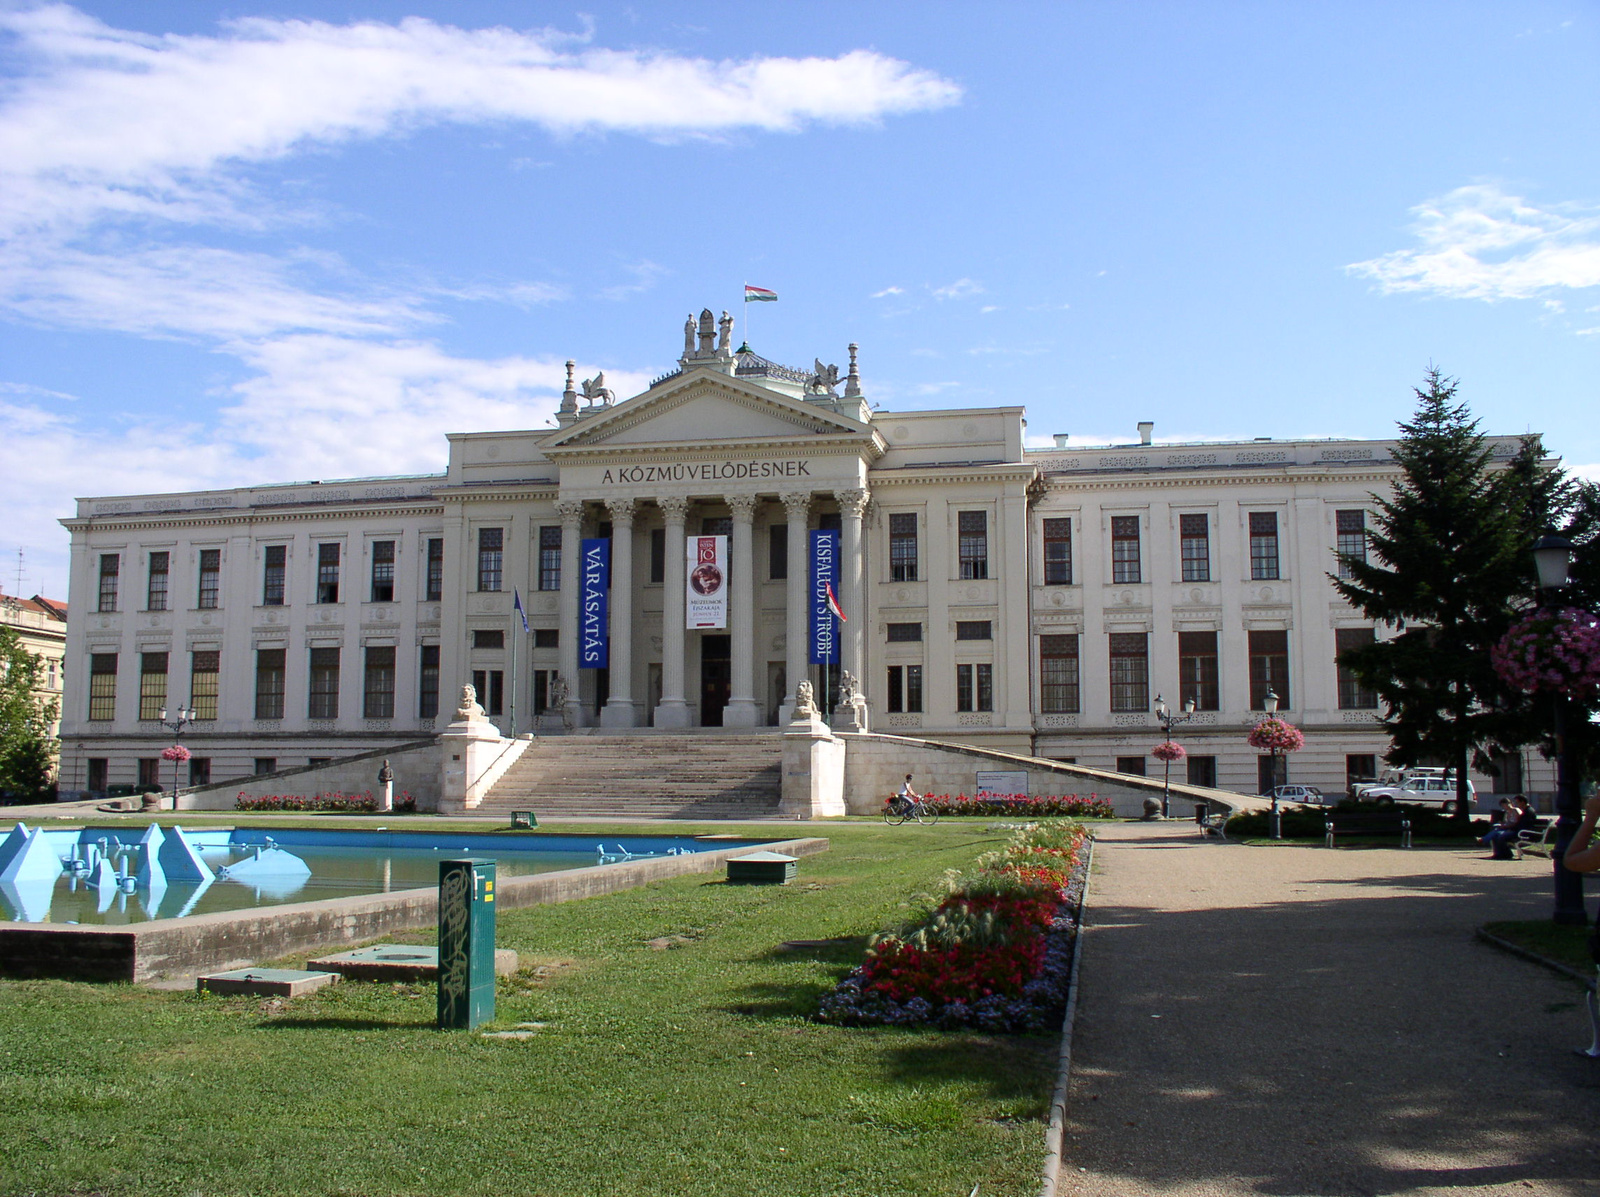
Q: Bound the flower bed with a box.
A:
[235,790,417,813]
[920,793,1114,818]
[817,821,1091,1032]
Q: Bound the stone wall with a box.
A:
[177,740,442,812]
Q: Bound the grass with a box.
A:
[0,818,1072,1197]
[1482,919,1598,976]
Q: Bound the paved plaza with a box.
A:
[1063,823,1600,1197]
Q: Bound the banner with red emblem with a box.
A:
[685,535,727,629]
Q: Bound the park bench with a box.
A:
[1323,815,1413,848]
[1193,805,1230,841]
[1513,818,1554,860]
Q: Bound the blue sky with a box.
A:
[2,2,1597,598]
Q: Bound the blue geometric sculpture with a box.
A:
[157,826,214,884]
[0,827,65,885]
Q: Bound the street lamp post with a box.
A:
[1532,535,1587,926]
[1154,693,1197,817]
[159,705,194,804]
[1263,688,1283,840]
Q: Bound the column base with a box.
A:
[653,700,693,729]
[722,698,763,728]
[600,699,639,729]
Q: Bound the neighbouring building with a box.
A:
[1,592,68,781]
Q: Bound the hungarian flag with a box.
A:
[743,285,778,303]
[825,581,847,622]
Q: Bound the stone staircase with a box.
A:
[474,732,785,819]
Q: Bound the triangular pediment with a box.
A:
[543,368,873,454]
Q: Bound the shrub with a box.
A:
[920,793,1115,818]
[235,790,417,813]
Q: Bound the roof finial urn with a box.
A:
[842,343,862,399]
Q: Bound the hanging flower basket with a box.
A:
[1247,718,1304,753]
[1151,740,1186,762]
[160,744,191,763]
[1491,607,1600,698]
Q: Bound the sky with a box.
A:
[1,1,1597,600]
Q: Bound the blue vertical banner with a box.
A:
[579,537,609,669]
[810,529,839,666]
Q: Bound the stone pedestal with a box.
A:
[438,687,515,814]
[780,717,846,819]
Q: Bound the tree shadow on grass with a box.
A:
[876,1034,1058,1108]
[257,1016,432,1031]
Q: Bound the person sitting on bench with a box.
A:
[1482,794,1537,860]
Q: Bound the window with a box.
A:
[88,653,117,721]
[1336,627,1378,709]
[1180,514,1210,582]
[818,512,841,532]
[1489,751,1523,794]
[958,511,988,579]
[87,759,108,792]
[308,758,331,768]
[1111,516,1141,583]
[890,513,919,581]
[425,538,444,601]
[255,649,285,720]
[197,549,221,609]
[308,647,340,719]
[1040,634,1080,714]
[534,628,559,649]
[1248,629,1290,709]
[263,545,286,606]
[533,669,553,715]
[190,651,219,720]
[1187,756,1217,788]
[886,664,924,713]
[769,523,788,579]
[139,652,167,721]
[1249,512,1280,580]
[539,526,562,590]
[1336,510,1367,578]
[364,646,396,719]
[1116,756,1147,777]
[1109,632,1149,712]
[316,543,340,603]
[146,552,169,611]
[650,527,668,584]
[371,540,395,602]
[955,621,992,641]
[1043,518,1072,585]
[419,645,440,718]
[886,623,922,642]
[955,662,993,712]
[473,629,505,649]
[139,759,162,791]
[471,669,504,717]
[702,516,732,537]
[253,758,277,776]
[1345,754,1377,794]
[477,528,503,592]
[188,758,210,787]
[97,554,119,612]
[1178,631,1219,711]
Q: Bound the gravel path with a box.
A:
[1060,822,1600,1197]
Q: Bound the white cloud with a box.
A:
[932,277,984,300]
[1349,184,1600,301]
[871,285,905,298]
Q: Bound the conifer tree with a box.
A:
[0,627,59,803]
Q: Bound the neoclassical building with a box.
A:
[56,308,1549,803]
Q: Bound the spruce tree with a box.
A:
[0,627,59,803]
[1332,368,1523,822]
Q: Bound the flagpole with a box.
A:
[508,601,518,738]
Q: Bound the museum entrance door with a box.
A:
[700,635,731,727]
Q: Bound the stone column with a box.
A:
[723,494,761,727]
[779,491,811,723]
[600,498,637,727]
[835,487,869,728]
[654,495,692,728]
[556,499,586,729]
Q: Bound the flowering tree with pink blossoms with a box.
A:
[1491,607,1600,699]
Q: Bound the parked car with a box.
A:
[1358,774,1475,814]
[1350,766,1450,800]
[1263,784,1327,805]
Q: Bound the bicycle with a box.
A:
[883,794,940,826]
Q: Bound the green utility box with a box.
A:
[727,851,798,885]
[436,859,497,1030]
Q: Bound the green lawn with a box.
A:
[0,818,1072,1197]
[1482,919,1598,976]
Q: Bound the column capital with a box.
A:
[727,493,758,521]
[604,496,637,525]
[658,495,690,524]
[835,487,870,519]
[781,491,812,521]
[555,499,585,528]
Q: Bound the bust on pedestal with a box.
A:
[439,684,507,813]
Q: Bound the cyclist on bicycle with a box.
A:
[893,774,919,816]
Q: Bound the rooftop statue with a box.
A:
[808,360,840,395]
[580,372,615,405]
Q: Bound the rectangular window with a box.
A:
[956,663,972,712]
[1178,630,1220,711]
[473,629,505,649]
[255,649,285,720]
[364,646,396,719]
[1249,629,1290,709]
[1040,634,1080,714]
[263,545,286,606]
[419,645,440,718]
[1336,627,1378,709]
[887,666,903,713]
[146,551,169,611]
[702,516,732,536]
[533,669,551,715]
[197,548,221,609]
[1043,518,1072,585]
[425,538,444,601]
[534,628,559,649]
[471,669,504,717]
[906,664,923,714]
[890,513,919,582]
[539,526,562,591]
[1249,512,1280,580]
[769,523,788,580]
[886,622,922,642]
[955,662,994,712]
[188,758,210,788]
[1180,514,1210,582]
[1117,756,1147,777]
[190,650,219,720]
[650,528,665,584]
[1345,753,1378,794]
[254,758,277,776]
[139,652,168,721]
[1109,632,1149,712]
[1336,509,1367,579]
[88,653,117,721]
[1187,756,1217,788]
[308,647,340,719]
[818,512,841,532]
[138,759,162,791]
[1111,516,1141,583]
[87,758,108,792]
[477,527,503,592]
[958,511,988,579]
[316,543,340,604]
[97,554,119,612]
[371,540,395,602]
[955,621,992,641]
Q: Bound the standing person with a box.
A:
[1563,795,1600,873]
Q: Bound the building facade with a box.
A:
[1,593,68,782]
[56,309,1550,804]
